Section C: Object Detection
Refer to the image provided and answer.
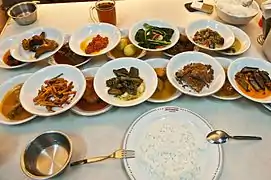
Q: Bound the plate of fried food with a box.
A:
[10,27,65,62]
[185,19,235,51]
[166,51,226,97]
[228,57,271,103]
[71,67,113,116]
[20,65,86,116]
[0,36,30,69]
[94,58,157,107]
[69,23,121,57]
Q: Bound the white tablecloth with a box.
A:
[0,1,270,180]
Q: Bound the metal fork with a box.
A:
[70,149,135,167]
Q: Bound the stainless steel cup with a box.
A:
[7,2,38,26]
[20,131,72,180]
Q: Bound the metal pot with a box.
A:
[20,131,73,179]
[7,1,38,26]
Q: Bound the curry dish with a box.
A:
[151,68,177,100]
[76,77,109,111]
[215,68,239,97]
[235,67,271,99]
[0,84,32,121]
[3,50,24,66]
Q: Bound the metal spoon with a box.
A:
[206,130,262,144]
[242,0,253,7]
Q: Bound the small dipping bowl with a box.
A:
[21,131,72,179]
[7,2,38,26]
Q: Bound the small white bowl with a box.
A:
[0,36,30,69]
[10,27,65,63]
[228,57,271,103]
[218,25,251,56]
[47,34,91,67]
[215,0,259,25]
[185,19,235,51]
[94,57,158,107]
[212,57,242,100]
[129,19,180,52]
[0,73,37,125]
[20,65,86,116]
[167,51,226,97]
[71,67,113,116]
[69,23,121,57]
[145,58,182,103]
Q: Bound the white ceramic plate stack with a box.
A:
[94,57,158,107]
[71,67,113,116]
[167,51,226,97]
[10,27,65,63]
[0,73,37,125]
[212,57,242,100]
[69,23,121,57]
[218,25,251,56]
[145,58,182,103]
[20,64,86,116]
[123,106,222,180]
[129,19,180,51]
[228,57,271,104]
[0,36,30,69]
[185,19,235,51]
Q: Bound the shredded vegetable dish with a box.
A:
[33,74,77,112]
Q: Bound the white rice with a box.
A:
[216,0,258,17]
[137,118,207,180]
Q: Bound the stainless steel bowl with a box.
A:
[21,131,72,180]
[7,1,38,26]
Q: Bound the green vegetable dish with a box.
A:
[135,23,174,49]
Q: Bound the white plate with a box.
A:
[167,52,226,97]
[94,57,158,107]
[0,73,37,125]
[218,25,251,56]
[228,57,271,103]
[0,36,30,69]
[69,23,121,57]
[185,19,235,51]
[123,106,222,180]
[47,34,91,67]
[20,65,86,116]
[71,67,113,116]
[212,57,242,100]
[10,27,65,63]
[263,103,271,111]
[129,19,180,52]
[145,58,182,103]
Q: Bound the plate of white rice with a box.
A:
[122,106,223,180]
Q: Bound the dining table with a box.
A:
[0,0,270,180]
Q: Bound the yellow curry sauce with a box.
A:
[151,68,177,100]
[0,84,32,121]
